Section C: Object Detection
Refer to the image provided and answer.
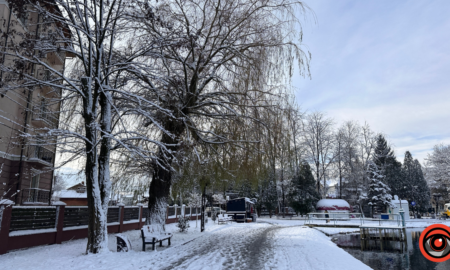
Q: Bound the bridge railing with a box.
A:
[305,212,403,227]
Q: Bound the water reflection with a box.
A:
[332,229,450,270]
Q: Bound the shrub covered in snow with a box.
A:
[176,215,190,232]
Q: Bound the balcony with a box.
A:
[21,188,50,205]
[28,145,54,165]
[31,106,58,129]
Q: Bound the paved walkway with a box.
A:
[155,222,279,269]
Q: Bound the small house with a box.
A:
[54,182,87,206]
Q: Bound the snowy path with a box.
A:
[0,220,372,270]
[154,222,277,269]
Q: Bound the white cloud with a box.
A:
[294,0,450,164]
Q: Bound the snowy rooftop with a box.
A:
[55,190,87,199]
[316,199,351,211]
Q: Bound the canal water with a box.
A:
[331,228,450,270]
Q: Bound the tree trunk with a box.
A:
[95,89,112,252]
[146,119,185,229]
[146,153,173,228]
[82,77,108,254]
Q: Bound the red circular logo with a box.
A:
[419,224,450,262]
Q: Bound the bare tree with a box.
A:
[1,0,157,253]
[425,144,450,187]
[302,112,334,196]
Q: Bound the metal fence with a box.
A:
[123,207,140,221]
[21,188,50,204]
[305,212,403,227]
[10,207,56,231]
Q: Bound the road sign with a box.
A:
[411,201,416,206]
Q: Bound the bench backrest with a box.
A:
[142,225,163,238]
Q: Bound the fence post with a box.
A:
[137,203,144,228]
[118,203,125,233]
[52,201,66,244]
[0,199,14,255]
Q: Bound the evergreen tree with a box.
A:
[372,135,405,200]
[384,158,405,199]
[261,173,278,218]
[367,161,393,216]
[373,135,395,169]
[401,151,431,216]
[288,162,320,215]
[412,159,431,214]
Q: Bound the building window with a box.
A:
[45,69,51,81]
[17,11,28,27]
[31,174,40,189]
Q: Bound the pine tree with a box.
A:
[373,135,395,169]
[401,151,431,216]
[367,161,393,216]
[412,159,431,214]
[384,158,405,199]
[288,162,320,215]
[261,173,278,218]
[371,135,406,201]
[402,151,416,203]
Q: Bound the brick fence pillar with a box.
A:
[0,199,14,255]
[118,203,125,233]
[52,201,66,244]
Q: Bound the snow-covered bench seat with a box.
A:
[141,225,173,251]
[217,214,233,224]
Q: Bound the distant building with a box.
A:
[54,182,87,206]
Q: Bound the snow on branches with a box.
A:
[366,161,393,214]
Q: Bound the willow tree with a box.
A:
[126,0,312,227]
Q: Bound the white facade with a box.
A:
[387,197,410,220]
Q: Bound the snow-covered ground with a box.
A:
[1,218,371,270]
[265,226,370,270]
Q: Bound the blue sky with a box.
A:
[293,0,450,164]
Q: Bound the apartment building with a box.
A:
[0,1,70,205]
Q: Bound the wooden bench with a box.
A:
[141,225,173,251]
[217,214,233,224]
